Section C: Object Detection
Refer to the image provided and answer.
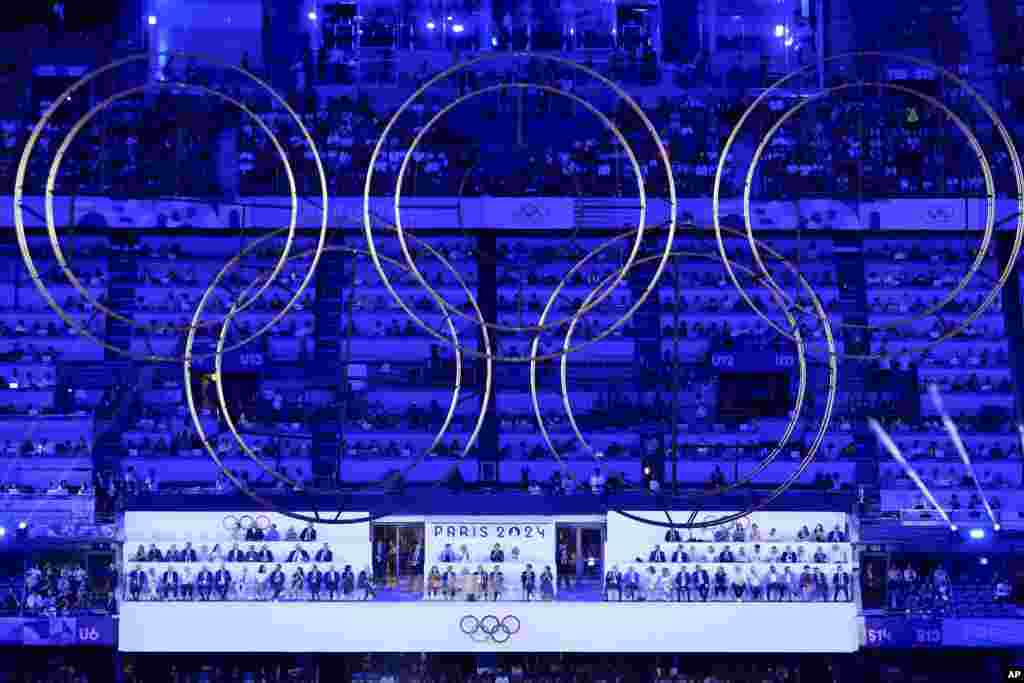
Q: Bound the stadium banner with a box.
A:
[118,601,859,652]
[424,518,557,600]
[0,616,115,647]
[863,616,943,648]
[7,196,1017,232]
[942,618,1024,648]
[606,511,852,571]
[122,510,372,575]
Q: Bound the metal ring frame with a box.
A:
[183,228,492,525]
[713,52,1024,361]
[13,51,328,363]
[363,52,678,363]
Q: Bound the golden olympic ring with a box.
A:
[741,81,993,344]
[183,228,492,515]
[393,82,646,335]
[12,51,328,362]
[362,52,677,363]
[530,225,837,529]
[713,51,1023,360]
[44,80,297,359]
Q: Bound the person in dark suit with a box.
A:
[214,564,233,600]
[287,544,310,563]
[324,565,341,601]
[623,566,641,601]
[307,565,323,601]
[299,523,317,542]
[827,524,847,543]
[490,543,505,562]
[226,544,245,562]
[146,544,163,562]
[671,545,688,563]
[780,546,798,563]
[165,545,181,563]
[693,564,710,602]
[521,564,537,601]
[267,564,286,601]
[315,543,333,563]
[556,542,572,591]
[718,545,736,563]
[604,566,622,601]
[713,567,729,600]
[813,546,829,564]
[438,543,457,563]
[342,565,356,599]
[159,567,180,601]
[244,545,260,562]
[815,568,830,602]
[127,566,147,601]
[832,564,852,602]
[196,566,214,601]
[665,527,682,543]
[674,566,691,602]
[357,568,375,600]
[649,544,667,563]
[133,545,147,562]
[181,542,198,563]
[258,545,274,563]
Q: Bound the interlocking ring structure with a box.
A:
[459,614,521,644]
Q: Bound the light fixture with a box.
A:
[784,37,794,47]
[994,523,1001,531]
[950,524,958,532]
[969,528,985,539]
[491,36,497,46]
[775,24,785,37]
[0,527,5,538]
[980,556,989,565]
[447,15,453,21]
[17,521,27,530]
[426,20,436,30]
[452,23,464,33]
[148,15,157,26]
[308,11,317,21]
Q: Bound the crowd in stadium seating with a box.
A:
[1,558,115,617]
[882,555,1017,618]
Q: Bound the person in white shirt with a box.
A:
[646,566,660,601]
[660,567,673,601]
[747,566,763,601]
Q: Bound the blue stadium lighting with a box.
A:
[426,21,436,30]
[775,24,785,37]
[308,11,317,21]
[17,521,26,530]
[969,528,985,540]
[980,557,989,565]
[452,24,465,34]
[0,527,5,538]
[491,36,497,46]
[784,37,794,47]
[994,523,1001,531]
[950,524,958,532]
[148,15,157,26]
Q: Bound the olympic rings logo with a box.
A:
[459,615,521,644]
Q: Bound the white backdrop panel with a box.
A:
[119,601,859,653]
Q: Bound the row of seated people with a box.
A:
[880,465,1019,489]
[123,563,377,602]
[1,558,114,616]
[602,563,854,602]
[128,541,335,564]
[632,542,850,565]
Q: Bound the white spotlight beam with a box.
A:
[868,417,955,528]
[928,384,999,529]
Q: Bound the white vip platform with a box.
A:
[120,601,859,653]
